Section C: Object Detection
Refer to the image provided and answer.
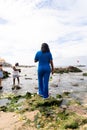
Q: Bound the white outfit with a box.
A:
[13,67,20,78]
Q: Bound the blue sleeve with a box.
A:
[34,52,39,61]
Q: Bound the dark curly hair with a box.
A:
[15,63,19,66]
[41,43,50,53]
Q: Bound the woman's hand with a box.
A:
[50,60,54,75]
[51,68,54,75]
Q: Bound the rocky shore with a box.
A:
[0,92,87,130]
[0,66,87,130]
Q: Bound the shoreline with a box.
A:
[0,66,87,129]
[0,66,87,106]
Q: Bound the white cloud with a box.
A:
[0,0,87,65]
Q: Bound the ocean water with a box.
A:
[1,66,38,94]
[54,56,87,67]
[0,66,87,106]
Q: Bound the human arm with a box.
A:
[34,52,39,63]
[50,60,54,74]
[13,66,21,72]
[49,52,54,74]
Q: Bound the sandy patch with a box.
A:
[0,110,39,130]
[67,105,87,117]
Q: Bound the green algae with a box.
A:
[67,99,81,106]
[65,121,79,129]
[56,94,63,98]
[83,73,87,76]
[0,92,87,130]
[54,66,82,74]
[62,91,71,97]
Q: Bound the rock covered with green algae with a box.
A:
[3,70,10,79]
[83,73,87,76]
[54,66,82,74]
[0,92,87,130]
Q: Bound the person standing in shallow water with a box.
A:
[12,63,21,90]
[34,43,54,99]
[0,64,3,89]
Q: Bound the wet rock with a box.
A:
[34,87,38,89]
[51,84,58,87]
[36,98,63,107]
[25,77,32,80]
[63,91,71,97]
[68,66,82,72]
[54,67,68,74]
[72,83,79,86]
[3,71,10,79]
[24,92,32,99]
[65,121,79,129]
[0,98,10,107]
[0,106,7,112]
[80,78,84,80]
[54,66,82,74]
[61,105,67,110]
[56,94,62,98]
[83,73,87,76]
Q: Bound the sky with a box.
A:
[0,0,87,66]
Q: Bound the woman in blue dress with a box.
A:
[34,43,54,99]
